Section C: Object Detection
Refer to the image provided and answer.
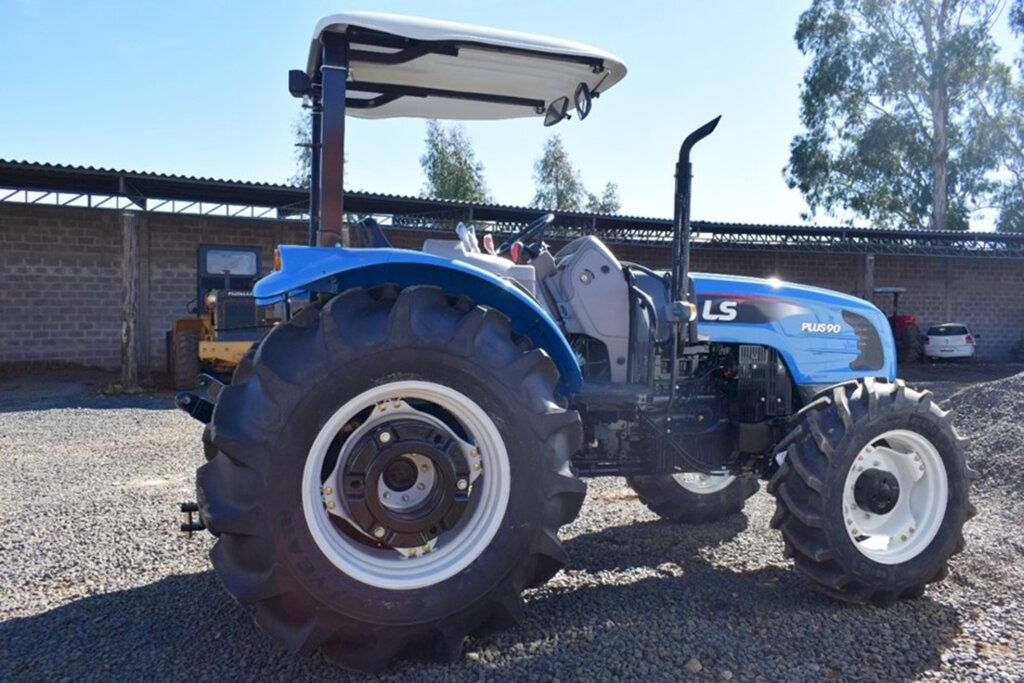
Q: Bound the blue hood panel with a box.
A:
[691,272,896,385]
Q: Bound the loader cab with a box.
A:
[196,245,265,343]
[168,245,271,389]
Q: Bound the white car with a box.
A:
[923,323,977,361]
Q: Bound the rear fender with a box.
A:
[254,246,583,394]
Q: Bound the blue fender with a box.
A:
[255,246,583,394]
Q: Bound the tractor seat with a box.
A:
[422,239,542,300]
[352,217,391,248]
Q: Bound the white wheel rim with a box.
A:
[842,429,948,565]
[673,472,736,495]
[301,381,511,590]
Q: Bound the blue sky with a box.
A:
[1,1,1019,226]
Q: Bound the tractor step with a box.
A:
[179,501,206,537]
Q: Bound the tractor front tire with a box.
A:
[172,329,200,390]
[768,378,977,606]
[626,473,758,524]
[897,323,923,365]
[197,286,585,671]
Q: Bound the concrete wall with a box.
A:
[2,202,1022,371]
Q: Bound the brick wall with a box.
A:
[1,204,124,367]
[2,202,1022,370]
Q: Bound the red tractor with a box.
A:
[874,287,923,364]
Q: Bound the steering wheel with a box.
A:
[496,213,555,260]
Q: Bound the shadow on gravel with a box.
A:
[0,394,176,413]
[0,572,309,681]
[1,528,961,683]
[563,512,751,574]
[0,372,175,413]
[541,518,962,681]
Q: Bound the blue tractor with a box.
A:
[179,13,976,672]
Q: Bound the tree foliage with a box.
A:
[531,135,621,213]
[995,0,1024,231]
[531,135,587,210]
[289,113,312,188]
[419,121,490,202]
[786,0,1009,230]
[587,182,622,214]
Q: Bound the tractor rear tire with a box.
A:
[626,473,758,524]
[172,330,200,390]
[768,378,977,606]
[197,285,585,671]
[897,323,923,365]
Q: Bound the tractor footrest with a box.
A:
[175,392,214,424]
[175,373,224,424]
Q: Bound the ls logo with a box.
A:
[702,300,738,322]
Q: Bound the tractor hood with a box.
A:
[691,272,897,387]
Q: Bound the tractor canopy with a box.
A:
[302,12,627,122]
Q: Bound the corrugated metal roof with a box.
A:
[2,159,1021,250]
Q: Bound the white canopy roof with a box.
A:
[306,12,627,121]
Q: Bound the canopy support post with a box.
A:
[307,92,322,247]
[317,31,349,246]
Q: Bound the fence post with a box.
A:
[121,211,140,389]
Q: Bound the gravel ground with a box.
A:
[1,369,1023,681]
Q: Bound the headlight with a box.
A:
[205,291,218,311]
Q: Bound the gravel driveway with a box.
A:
[1,368,1022,681]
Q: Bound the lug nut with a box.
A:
[378,432,392,444]
[322,486,333,496]
[383,491,391,499]
[914,454,922,462]
[470,448,479,458]
[456,479,468,491]
[372,526,386,539]
[417,483,425,490]
[326,501,336,510]
[420,464,428,472]
[473,462,482,471]
[391,398,401,408]
[402,494,410,501]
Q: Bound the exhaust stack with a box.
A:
[670,116,721,307]
[667,116,720,403]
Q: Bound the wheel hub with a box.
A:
[341,419,470,548]
[383,457,418,492]
[853,468,900,515]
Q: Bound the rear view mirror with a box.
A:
[544,96,569,127]
[574,82,592,120]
